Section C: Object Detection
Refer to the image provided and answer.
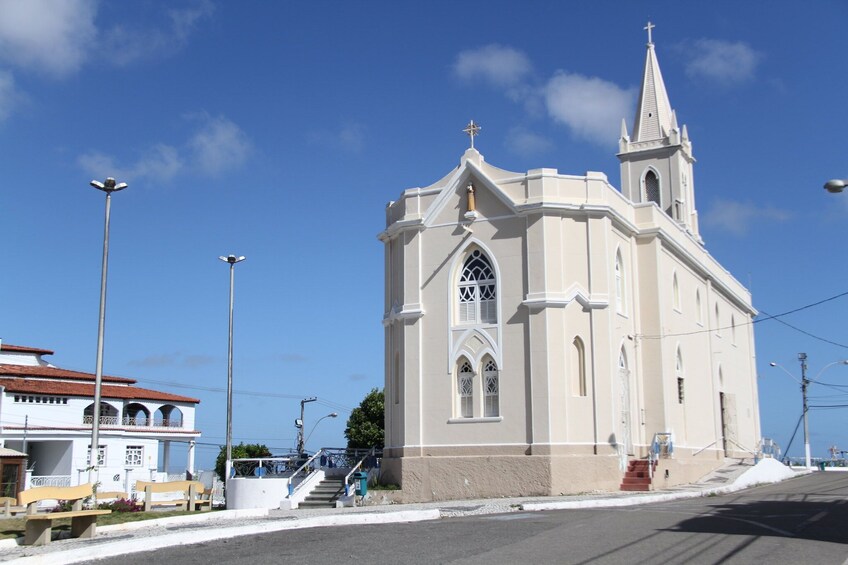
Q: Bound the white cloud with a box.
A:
[702,198,789,236]
[188,114,251,174]
[78,113,251,183]
[0,70,19,121]
[453,44,532,88]
[0,0,97,76]
[505,127,552,157]
[102,0,216,66]
[307,122,366,153]
[685,39,761,85]
[544,71,636,146]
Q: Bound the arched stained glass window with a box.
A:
[676,348,684,404]
[458,250,497,324]
[483,358,499,417]
[458,359,474,418]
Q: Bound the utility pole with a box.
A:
[296,397,317,456]
[799,352,811,469]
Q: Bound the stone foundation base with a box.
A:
[380,450,728,502]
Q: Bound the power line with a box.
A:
[638,288,848,346]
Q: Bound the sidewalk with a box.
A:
[0,459,806,565]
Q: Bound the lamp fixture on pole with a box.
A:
[219,254,246,487]
[304,412,338,451]
[89,177,127,482]
[296,397,317,456]
[823,179,847,194]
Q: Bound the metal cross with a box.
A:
[644,21,655,45]
[463,120,481,149]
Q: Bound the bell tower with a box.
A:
[618,22,701,242]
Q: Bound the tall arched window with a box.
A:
[676,348,684,404]
[457,359,474,418]
[571,337,587,397]
[644,170,660,206]
[731,315,737,344]
[672,272,681,311]
[615,250,625,314]
[695,289,703,325]
[483,358,499,417]
[393,352,400,405]
[458,249,497,324]
[715,303,721,336]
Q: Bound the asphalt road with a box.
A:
[103,472,848,565]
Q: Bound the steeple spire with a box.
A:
[631,23,673,142]
[618,22,701,243]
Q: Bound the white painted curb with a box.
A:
[4,509,441,565]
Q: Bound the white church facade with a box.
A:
[379,31,761,501]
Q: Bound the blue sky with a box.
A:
[2,1,848,471]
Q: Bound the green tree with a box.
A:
[215,442,272,481]
[344,388,384,450]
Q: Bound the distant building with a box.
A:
[0,342,200,494]
[380,30,760,501]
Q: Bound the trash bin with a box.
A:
[354,471,368,496]
[819,461,827,471]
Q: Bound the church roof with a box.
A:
[632,39,674,142]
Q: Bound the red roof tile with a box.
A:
[0,344,54,355]
[0,364,135,384]
[0,378,199,404]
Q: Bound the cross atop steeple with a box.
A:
[463,120,481,149]
[644,21,655,45]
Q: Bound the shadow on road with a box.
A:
[668,499,848,544]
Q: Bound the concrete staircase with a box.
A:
[620,459,657,491]
[298,477,346,509]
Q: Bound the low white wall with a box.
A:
[226,477,289,510]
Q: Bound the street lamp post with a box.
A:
[769,356,848,469]
[219,254,245,485]
[89,177,127,482]
[304,412,338,452]
[296,397,317,456]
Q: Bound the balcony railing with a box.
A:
[30,475,72,488]
[82,415,184,428]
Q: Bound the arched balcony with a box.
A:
[82,402,120,425]
[122,403,151,427]
[154,405,183,428]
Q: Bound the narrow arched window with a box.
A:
[715,303,721,336]
[483,358,499,417]
[676,348,684,404]
[458,249,497,324]
[731,315,737,344]
[458,359,474,418]
[615,250,625,314]
[695,289,703,325]
[572,337,587,397]
[672,272,681,311]
[393,352,400,405]
[644,170,660,206]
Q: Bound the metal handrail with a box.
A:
[287,449,323,497]
[726,437,758,457]
[692,439,721,457]
[343,447,376,505]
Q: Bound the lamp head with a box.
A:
[219,254,246,265]
[769,362,777,367]
[824,179,846,193]
[330,413,338,418]
[90,177,128,193]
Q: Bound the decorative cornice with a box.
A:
[382,304,425,326]
[523,288,609,311]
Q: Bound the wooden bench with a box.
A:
[135,480,211,512]
[18,483,111,546]
[95,491,129,501]
[0,496,25,518]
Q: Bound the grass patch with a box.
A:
[370,483,400,491]
[0,509,214,540]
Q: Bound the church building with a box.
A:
[379,28,761,501]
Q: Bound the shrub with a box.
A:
[98,498,142,513]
